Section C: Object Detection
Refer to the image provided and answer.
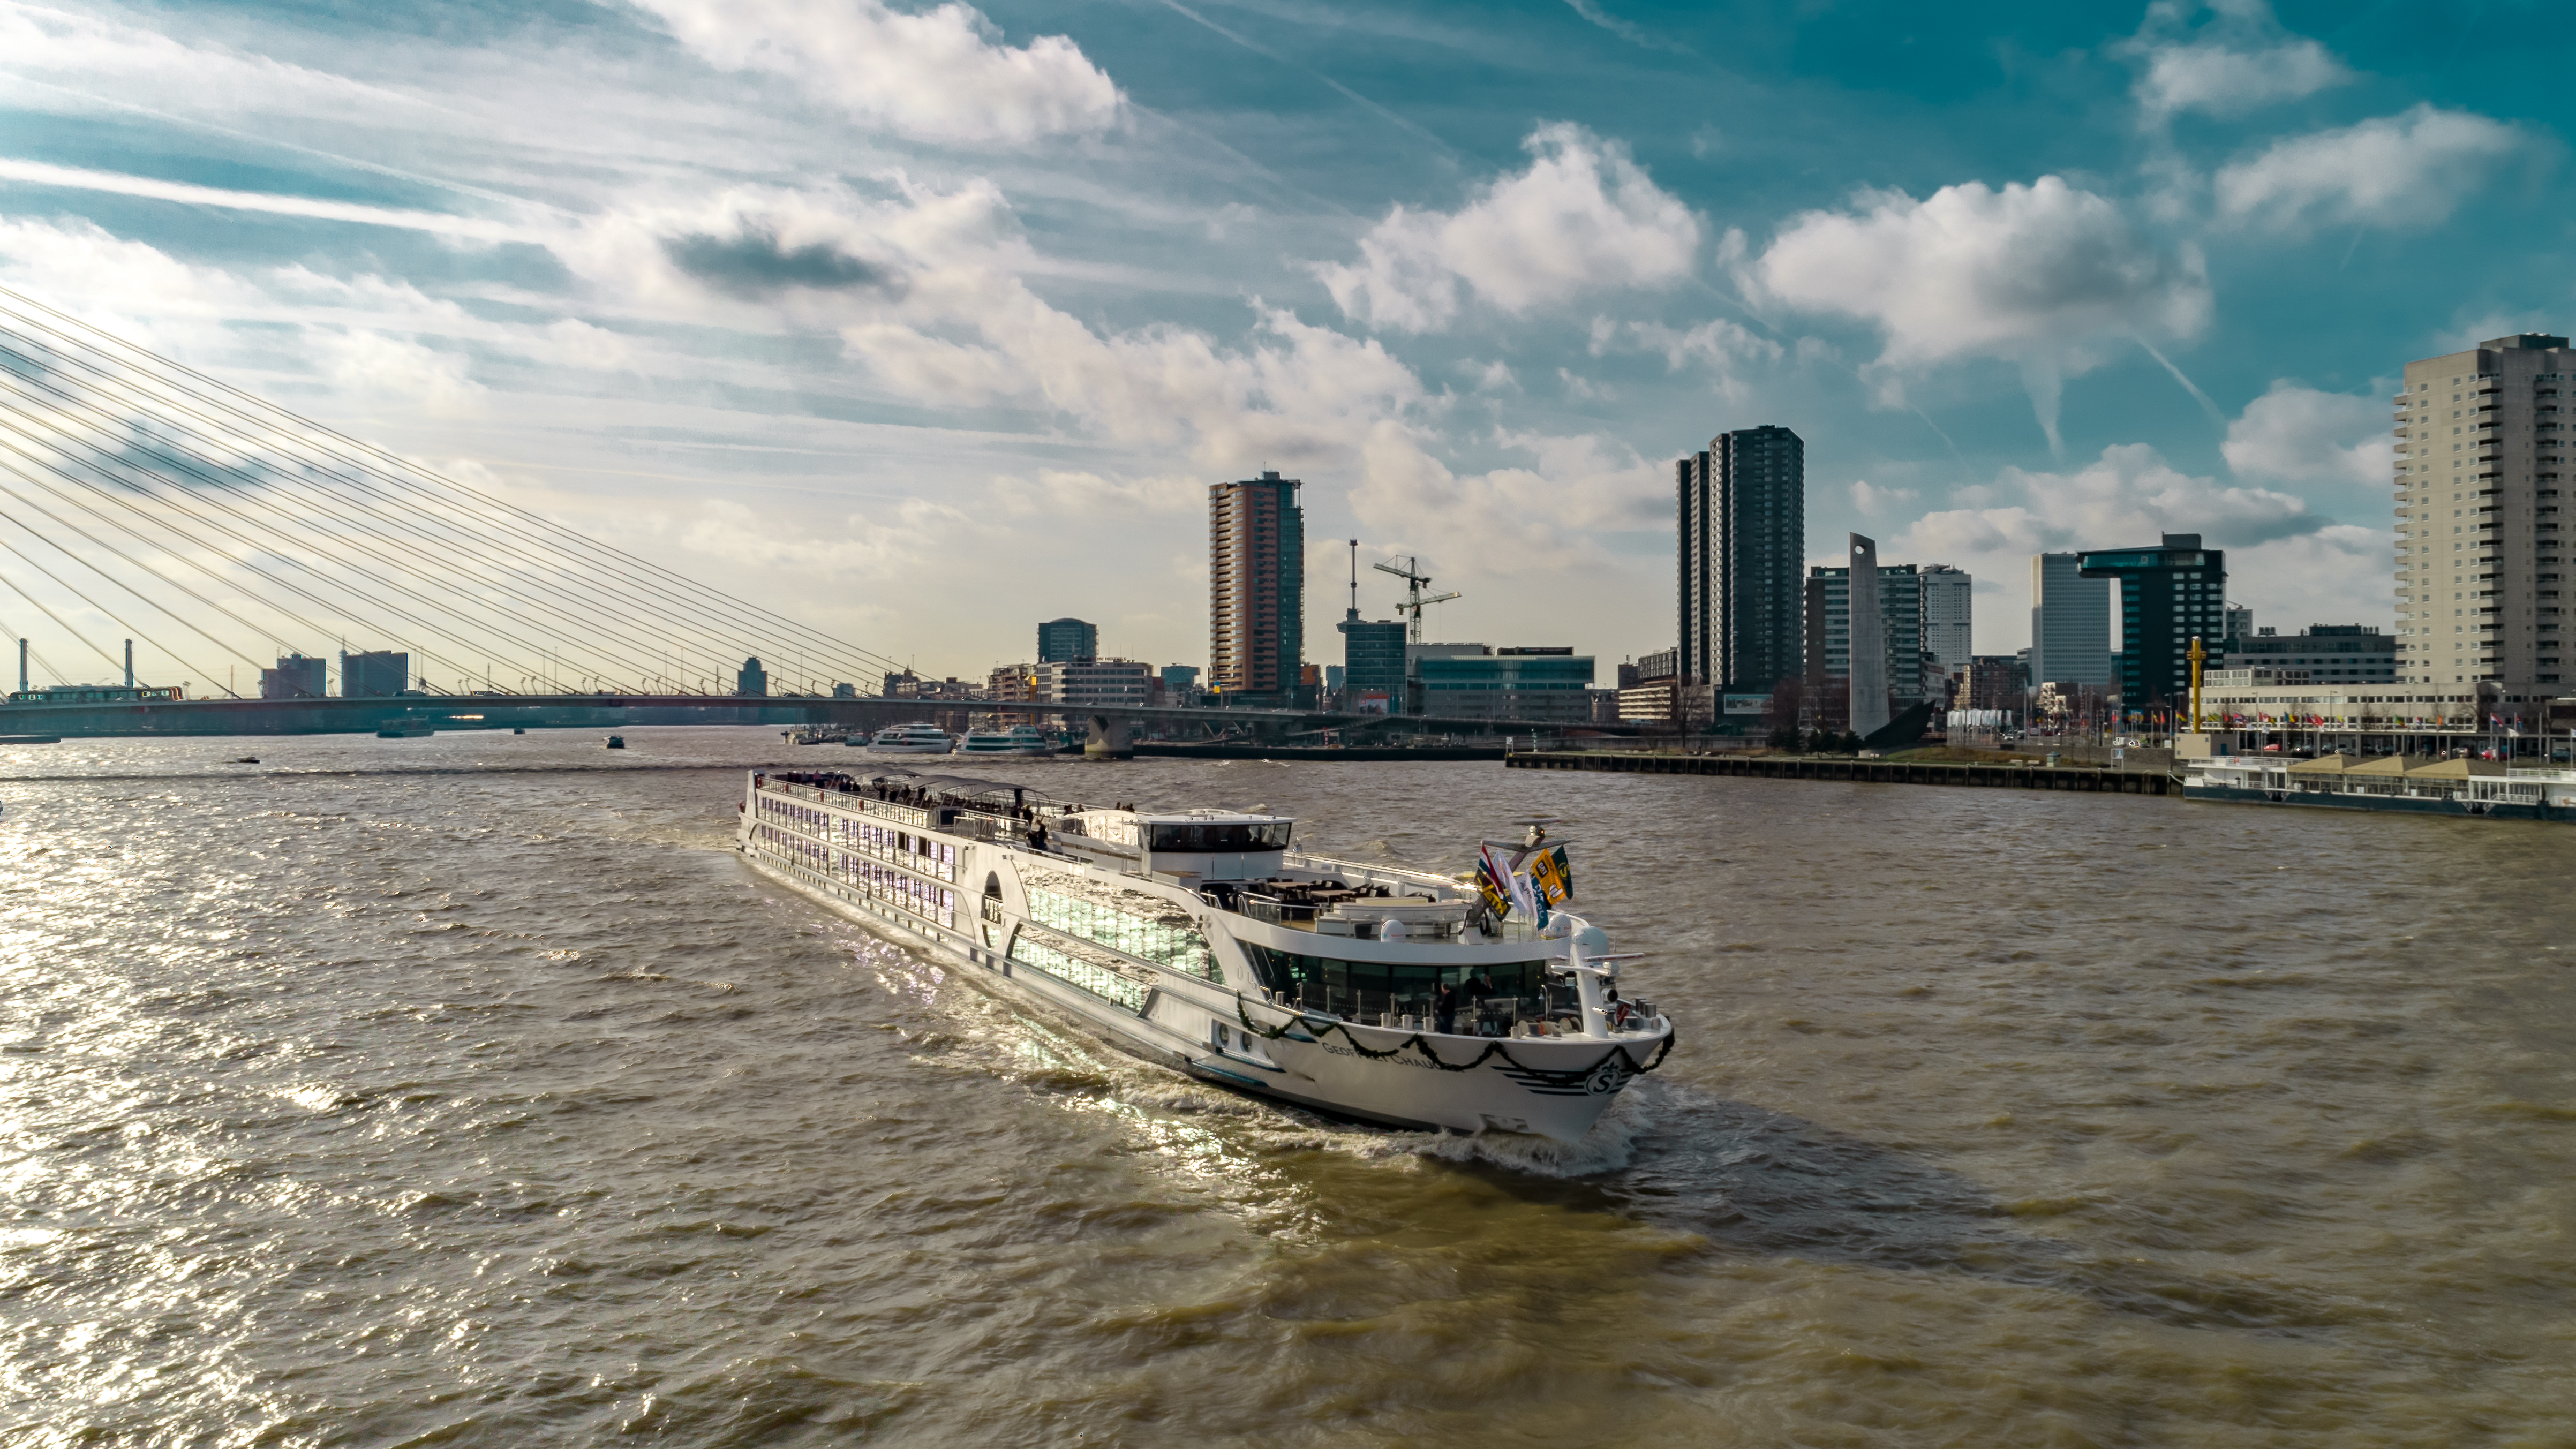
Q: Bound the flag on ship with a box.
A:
[1528,844,1573,905]
[1475,844,1514,917]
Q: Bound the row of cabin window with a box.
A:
[1025,886,1218,980]
[759,824,957,929]
[845,853,957,929]
[1013,936,1149,1012]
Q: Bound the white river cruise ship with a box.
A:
[737,769,1674,1142]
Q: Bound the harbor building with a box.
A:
[2226,625,2396,684]
[1209,472,1304,704]
[1036,618,1097,663]
[341,650,408,698]
[1678,425,1804,691]
[2393,333,2573,686]
[1804,544,1932,728]
[1410,646,1595,722]
[2080,534,2228,706]
[2029,553,2111,691]
[1921,564,1972,678]
[258,653,327,700]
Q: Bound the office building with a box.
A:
[2029,553,2112,691]
[1339,615,1406,710]
[1962,654,2029,711]
[2078,533,2228,706]
[1034,658,1152,709]
[259,653,327,700]
[341,650,408,698]
[1920,564,1972,678]
[1036,617,1098,663]
[1209,472,1304,701]
[1411,646,1595,722]
[1804,545,1928,723]
[1158,664,1199,693]
[2394,333,2573,685]
[1677,425,1804,691]
[2225,624,2396,683]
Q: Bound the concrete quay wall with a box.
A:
[1506,750,2179,795]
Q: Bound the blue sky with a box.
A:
[0,0,2565,686]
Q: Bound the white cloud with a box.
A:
[2214,105,2522,234]
[2123,1,2350,122]
[313,329,486,417]
[2222,381,2391,486]
[625,0,1123,144]
[1348,424,1664,582]
[1321,123,1700,333]
[1887,443,2380,651]
[1746,177,2209,449]
[1613,316,1781,390]
[1849,480,1919,514]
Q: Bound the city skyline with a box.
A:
[0,3,2562,685]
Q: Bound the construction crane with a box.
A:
[1373,555,1460,644]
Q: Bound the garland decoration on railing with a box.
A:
[1233,994,1674,1080]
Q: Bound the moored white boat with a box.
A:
[2183,752,2576,820]
[860,723,954,754]
[736,769,1674,1142]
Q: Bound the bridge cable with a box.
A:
[0,330,848,690]
[0,289,911,686]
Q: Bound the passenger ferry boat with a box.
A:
[860,723,954,754]
[2183,752,2576,820]
[783,724,854,745]
[737,769,1674,1142]
[958,724,1056,757]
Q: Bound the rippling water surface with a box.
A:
[5,726,2575,1445]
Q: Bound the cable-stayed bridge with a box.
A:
[0,291,1615,751]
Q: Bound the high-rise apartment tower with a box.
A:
[1209,472,1305,700]
[2393,333,2572,686]
[1677,425,1804,691]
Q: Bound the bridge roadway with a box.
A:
[0,692,1635,752]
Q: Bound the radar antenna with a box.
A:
[1372,555,1460,645]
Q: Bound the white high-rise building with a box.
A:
[1919,564,1972,678]
[2392,333,2571,687]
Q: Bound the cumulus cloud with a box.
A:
[2215,105,2522,234]
[1900,443,2315,566]
[1348,425,1666,580]
[1889,443,2380,650]
[1746,177,2209,449]
[626,0,1123,144]
[2122,1,2349,122]
[2221,381,2391,486]
[1321,123,1700,333]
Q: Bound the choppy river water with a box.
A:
[4,726,2574,1446]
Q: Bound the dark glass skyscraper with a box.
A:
[1036,617,1097,663]
[1677,425,1804,691]
[2078,533,2228,706]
